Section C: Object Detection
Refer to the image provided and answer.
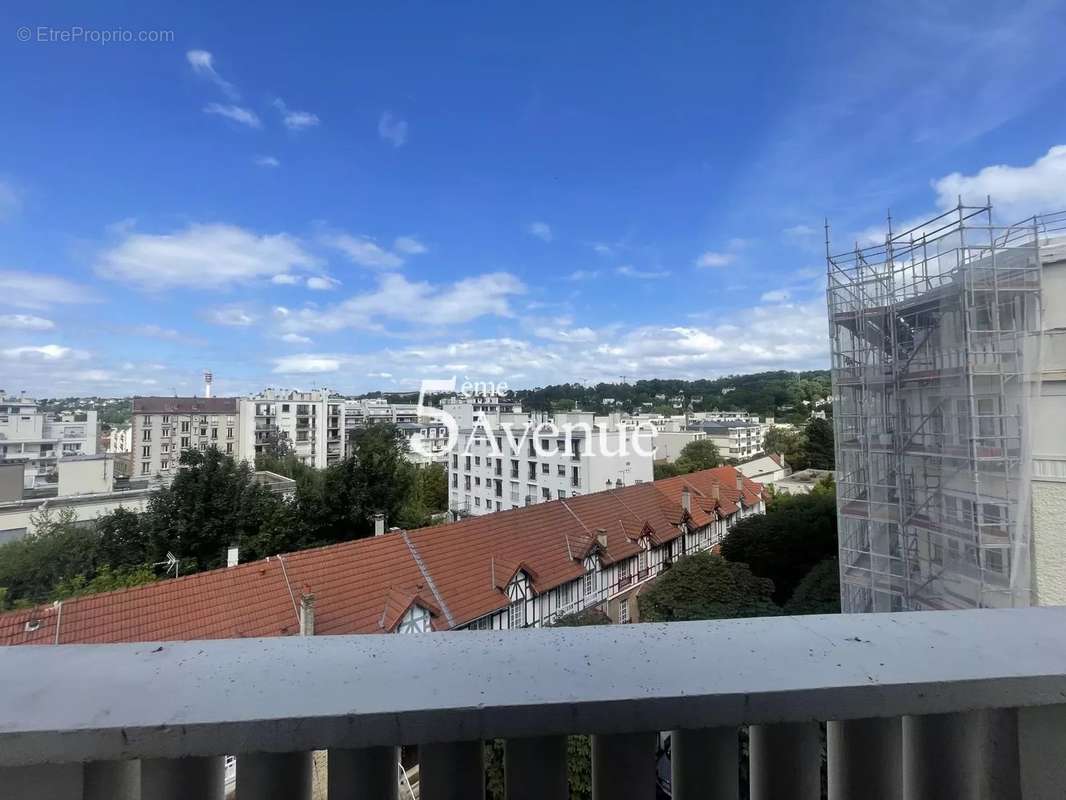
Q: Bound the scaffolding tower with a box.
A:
[827,202,1066,613]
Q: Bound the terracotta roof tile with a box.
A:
[0,467,762,645]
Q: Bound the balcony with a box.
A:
[2,608,1066,799]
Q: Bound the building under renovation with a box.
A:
[827,202,1066,613]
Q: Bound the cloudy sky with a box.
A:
[3,1,1066,397]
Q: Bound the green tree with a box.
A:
[804,418,835,470]
[52,564,156,601]
[143,447,292,571]
[763,426,808,470]
[720,491,838,605]
[675,439,722,473]
[0,509,102,608]
[639,552,777,622]
[783,558,841,615]
[552,608,612,626]
[653,461,683,480]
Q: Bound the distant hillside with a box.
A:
[513,371,831,421]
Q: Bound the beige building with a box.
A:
[239,390,344,469]
[130,397,239,479]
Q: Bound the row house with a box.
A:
[0,466,765,645]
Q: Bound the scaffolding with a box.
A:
[827,202,1066,613]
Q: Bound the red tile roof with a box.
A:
[0,467,764,646]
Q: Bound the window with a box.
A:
[557,464,565,476]
[142,430,151,442]
[211,428,218,440]
[199,427,207,437]
[225,442,233,454]
[557,489,566,499]
[181,436,190,448]
[161,460,170,470]
[141,461,150,475]
[619,599,630,624]
[181,421,190,433]
[161,415,170,424]
[508,598,526,629]
[475,497,481,507]
[141,445,151,458]
[161,428,171,438]
[397,605,431,634]
[541,487,551,500]
[584,569,594,597]
[638,549,648,576]
[475,476,481,487]
[475,456,481,466]
[541,463,549,474]
[620,559,631,587]
[282,404,290,412]
[227,428,233,439]
[985,549,1004,573]
[142,415,152,426]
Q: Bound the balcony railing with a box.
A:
[2,608,1066,800]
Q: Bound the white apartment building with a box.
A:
[104,424,132,454]
[396,422,451,466]
[239,389,344,469]
[446,405,654,517]
[687,418,767,460]
[130,397,239,478]
[0,393,98,488]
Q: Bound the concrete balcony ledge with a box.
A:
[2,607,1066,767]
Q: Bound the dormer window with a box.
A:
[397,604,431,634]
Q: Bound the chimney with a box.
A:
[681,487,691,514]
[299,592,315,636]
[736,472,744,492]
[226,546,239,568]
[373,512,386,536]
[712,482,720,501]
[595,528,608,549]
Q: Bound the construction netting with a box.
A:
[827,203,1065,613]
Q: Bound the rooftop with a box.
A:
[131,396,238,414]
[0,466,763,645]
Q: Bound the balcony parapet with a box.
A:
[3,608,1066,799]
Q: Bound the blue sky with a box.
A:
[2,0,1066,397]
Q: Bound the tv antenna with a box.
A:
[154,551,180,577]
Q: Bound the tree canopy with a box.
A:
[638,551,778,622]
[719,488,838,605]
[675,439,722,472]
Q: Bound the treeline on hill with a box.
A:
[513,370,830,421]
[0,425,447,610]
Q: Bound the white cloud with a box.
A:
[186,50,239,99]
[567,269,600,281]
[591,242,613,256]
[0,314,54,330]
[131,324,181,340]
[281,272,525,333]
[322,233,404,269]
[255,155,280,168]
[203,103,261,128]
[0,180,20,221]
[527,221,553,242]
[306,276,339,291]
[761,289,791,303]
[783,224,817,240]
[378,112,408,147]
[280,333,312,344]
[273,354,342,374]
[695,251,735,268]
[271,273,301,285]
[393,236,428,255]
[273,98,320,130]
[616,265,669,279]
[97,223,317,289]
[2,344,83,361]
[532,326,597,343]
[0,270,98,310]
[208,306,256,327]
[934,144,1066,221]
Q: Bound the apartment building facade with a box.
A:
[828,203,1066,613]
[447,407,654,517]
[687,418,767,460]
[130,397,239,478]
[239,389,344,469]
[0,393,98,487]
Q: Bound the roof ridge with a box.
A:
[402,530,455,628]
[606,486,644,522]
